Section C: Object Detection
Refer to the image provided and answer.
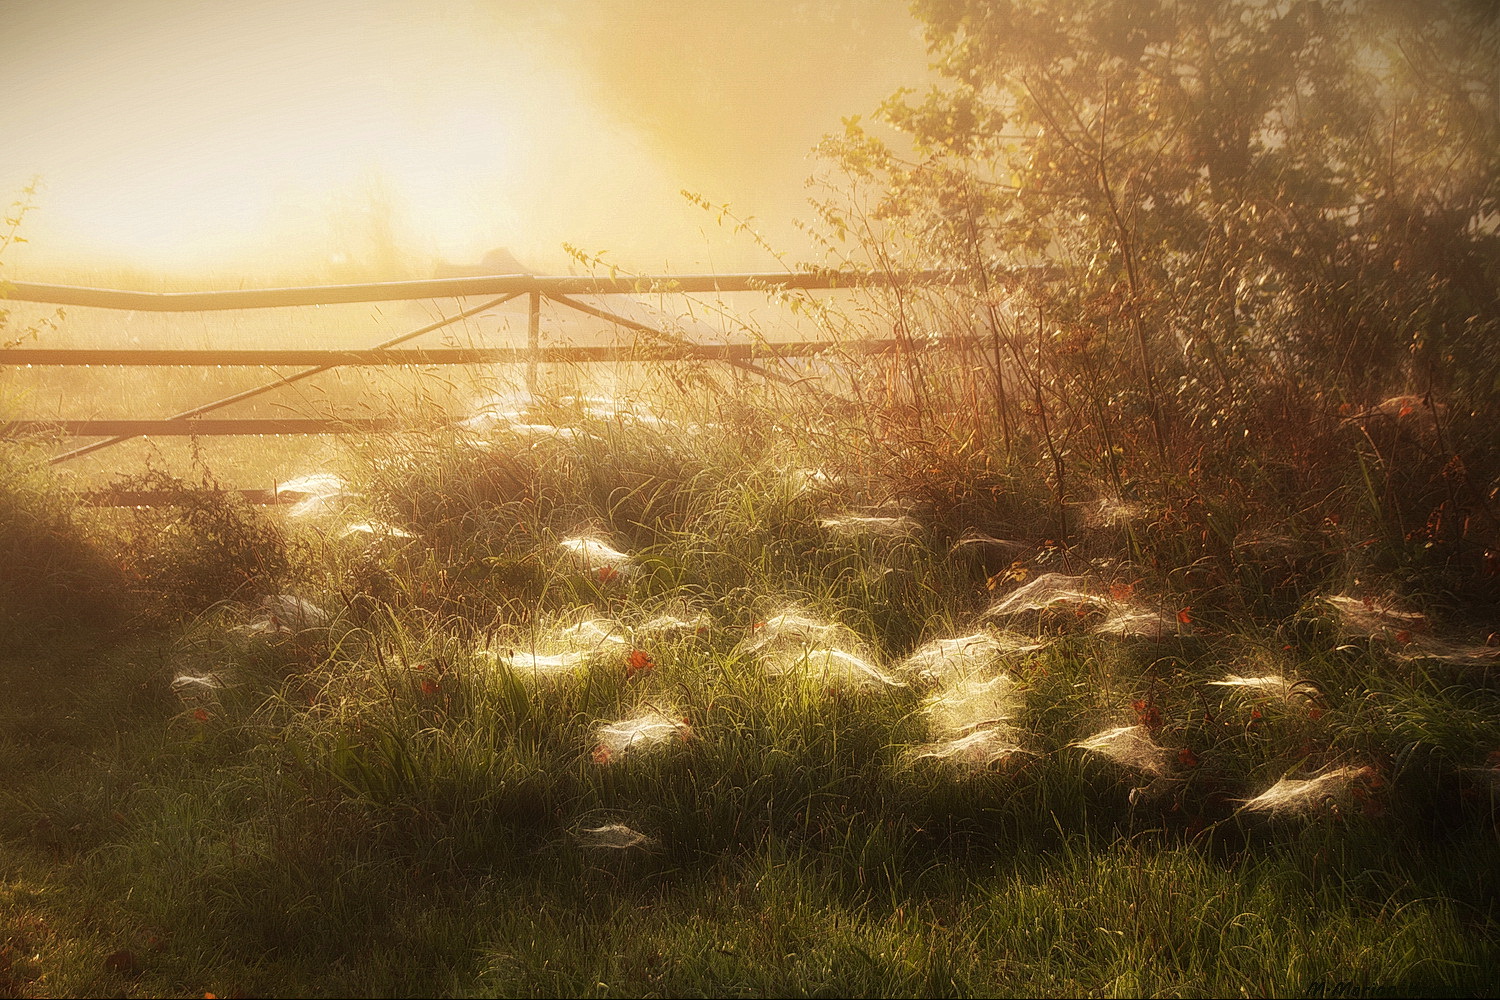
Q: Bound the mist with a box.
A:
[0,0,928,282]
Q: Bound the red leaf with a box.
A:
[595,565,619,583]
[591,744,613,765]
[1177,607,1193,625]
[420,679,439,696]
[1132,698,1162,731]
[1177,747,1199,767]
[1308,707,1324,721]
[1109,582,1135,601]
[192,708,209,722]
[1395,629,1412,645]
[626,649,656,678]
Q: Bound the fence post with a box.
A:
[527,291,540,392]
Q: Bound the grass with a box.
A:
[1,361,1499,997]
[0,242,1496,995]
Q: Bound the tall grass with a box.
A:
[1,214,1497,993]
[2,344,1499,993]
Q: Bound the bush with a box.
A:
[0,444,127,643]
[111,469,294,625]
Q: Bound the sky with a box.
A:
[0,0,931,281]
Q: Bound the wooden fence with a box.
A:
[2,268,985,501]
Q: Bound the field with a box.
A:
[3,2,1499,991]
[2,280,1499,996]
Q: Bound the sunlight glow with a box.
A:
[0,0,927,277]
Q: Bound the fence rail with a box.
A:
[75,487,295,507]
[3,418,400,437]
[0,338,925,368]
[2,269,986,465]
[4,269,955,311]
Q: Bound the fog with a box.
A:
[0,0,929,281]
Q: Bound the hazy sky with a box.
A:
[0,0,929,279]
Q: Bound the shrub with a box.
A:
[0,443,127,643]
[111,468,294,625]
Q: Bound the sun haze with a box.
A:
[0,0,927,281]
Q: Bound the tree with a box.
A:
[818,0,1498,453]
[814,0,1499,586]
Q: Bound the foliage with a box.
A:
[110,467,294,624]
[0,442,126,642]
[814,0,1500,598]
[3,6,1500,994]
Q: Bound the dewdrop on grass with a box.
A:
[493,650,594,676]
[909,728,1031,769]
[983,573,1112,620]
[900,632,1044,683]
[558,537,638,580]
[341,521,415,540]
[555,618,630,649]
[1238,766,1380,818]
[923,674,1022,735]
[818,513,920,536]
[592,709,691,762]
[1075,725,1177,778]
[170,671,232,707]
[767,647,906,688]
[745,610,851,652]
[1093,608,1181,641]
[576,823,656,850]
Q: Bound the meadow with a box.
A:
[2,274,1499,996]
[3,3,1498,992]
